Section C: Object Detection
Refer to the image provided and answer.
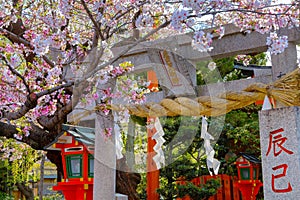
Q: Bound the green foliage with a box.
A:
[223,105,261,155]
[223,69,242,81]
[157,158,210,199]
[155,105,262,199]
[0,191,13,200]
[156,54,265,199]
[196,53,268,85]
[177,179,221,200]
[130,115,147,126]
[196,61,223,85]
[157,116,221,199]
[34,193,64,200]
[215,57,236,78]
[136,173,147,199]
[249,53,268,65]
[0,137,41,189]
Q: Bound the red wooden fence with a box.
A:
[176,174,241,200]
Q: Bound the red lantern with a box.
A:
[234,153,263,200]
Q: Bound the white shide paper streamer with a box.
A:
[147,118,166,169]
[201,116,220,176]
[114,113,124,159]
[262,95,272,110]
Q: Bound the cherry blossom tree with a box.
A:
[0,0,299,192]
[0,137,40,200]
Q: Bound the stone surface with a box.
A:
[196,75,271,97]
[271,42,298,81]
[115,49,197,98]
[253,68,272,78]
[259,106,300,199]
[115,193,128,200]
[93,111,116,200]
[112,24,300,63]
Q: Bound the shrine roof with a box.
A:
[62,124,95,145]
[240,152,261,164]
[233,63,272,71]
[44,124,95,150]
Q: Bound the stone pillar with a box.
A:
[93,79,117,200]
[115,193,128,200]
[94,113,116,200]
[259,106,300,199]
[271,42,298,81]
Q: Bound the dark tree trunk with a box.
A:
[39,154,46,200]
[116,157,141,200]
[46,151,64,182]
[16,183,34,200]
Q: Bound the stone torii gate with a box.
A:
[88,24,300,200]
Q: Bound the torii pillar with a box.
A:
[146,70,160,200]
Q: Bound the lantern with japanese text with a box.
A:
[45,124,95,200]
[235,153,263,200]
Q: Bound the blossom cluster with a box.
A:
[116,76,151,104]
[96,61,134,86]
[13,126,31,140]
[95,72,150,116]
[192,31,214,52]
[94,61,137,115]
[171,10,189,31]
[266,32,288,55]
[171,0,299,53]
[101,127,113,140]
[0,37,70,140]
[0,139,28,162]
[235,55,253,66]
[135,15,154,28]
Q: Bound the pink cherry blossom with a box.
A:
[266,32,289,55]
[192,31,214,52]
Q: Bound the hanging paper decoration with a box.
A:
[262,95,272,110]
[201,116,220,176]
[147,118,166,169]
[114,113,124,159]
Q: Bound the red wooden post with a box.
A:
[232,177,241,200]
[146,70,160,200]
[222,174,232,200]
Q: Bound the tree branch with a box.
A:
[37,81,88,130]
[1,56,31,93]
[0,121,53,150]
[16,183,34,200]
[0,27,55,68]
[83,20,171,80]
[80,0,104,40]
[1,82,74,121]
[36,81,74,98]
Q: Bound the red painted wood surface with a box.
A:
[53,182,93,200]
[176,175,241,200]
[52,132,94,200]
[234,180,262,200]
[146,70,160,200]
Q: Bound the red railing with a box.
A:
[176,174,241,200]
